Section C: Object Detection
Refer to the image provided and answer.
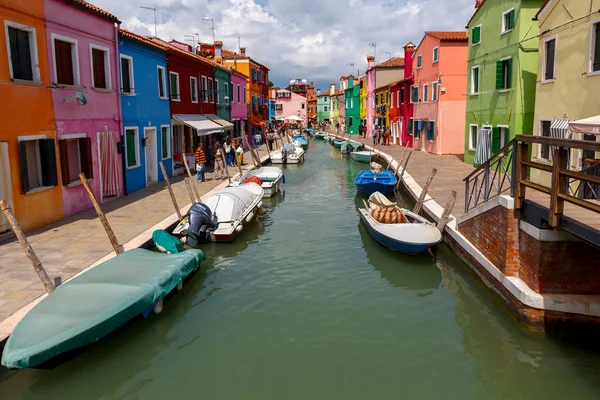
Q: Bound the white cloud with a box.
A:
[93,0,475,89]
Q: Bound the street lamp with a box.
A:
[140,6,157,36]
[385,52,392,59]
[203,17,215,43]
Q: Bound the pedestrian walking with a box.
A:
[231,138,239,166]
[372,127,378,146]
[224,137,233,166]
[195,144,206,182]
[236,142,244,166]
[384,128,391,146]
[213,143,225,180]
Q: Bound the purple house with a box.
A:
[45,0,123,217]
[230,70,248,138]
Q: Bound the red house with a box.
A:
[395,42,416,147]
[152,38,221,174]
[260,65,270,122]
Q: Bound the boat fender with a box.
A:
[176,281,183,291]
[258,201,263,208]
[235,224,243,232]
[154,299,164,314]
[246,211,255,222]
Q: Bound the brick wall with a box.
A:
[458,205,519,276]
[519,231,600,295]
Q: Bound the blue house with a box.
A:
[119,29,172,194]
[269,99,275,122]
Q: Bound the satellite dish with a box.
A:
[76,91,88,105]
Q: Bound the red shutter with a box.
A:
[80,137,93,179]
[58,139,70,185]
[54,39,74,85]
[92,48,106,89]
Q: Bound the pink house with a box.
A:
[366,55,375,136]
[411,31,468,155]
[274,89,307,126]
[45,0,123,216]
[230,70,248,137]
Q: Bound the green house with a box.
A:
[214,66,231,122]
[464,0,545,165]
[317,90,330,122]
[345,78,361,135]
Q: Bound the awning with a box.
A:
[569,116,600,136]
[550,119,573,162]
[205,114,234,131]
[172,114,222,136]
[285,116,303,121]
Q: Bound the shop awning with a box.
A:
[569,116,600,136]
[172,114,222,136]
[205,114,234,131]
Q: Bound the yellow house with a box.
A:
[359,74,367,126]
[374,85,390,129]
[531,0,600,187]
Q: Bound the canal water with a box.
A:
[2,140,600,399]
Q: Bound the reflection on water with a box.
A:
[2,140,600,400]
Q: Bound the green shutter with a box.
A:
[472,26,481,44]
[507,58,513,89]
[427,121,435,141]
[408,118,413,134]
[161,127,168,159]
[504,127,510,146]
[474,68,479,93]
[39,139,58,187]
[491,127,501,153]
[509,10,515,30]
[414,121,420,138]
[126,129,136,167]
[496,61,503,90]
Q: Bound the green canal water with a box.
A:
[2,141,600,399]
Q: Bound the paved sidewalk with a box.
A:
[0,147,269,324]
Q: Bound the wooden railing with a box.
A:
[513,135,600,227]
[463,139,515,212]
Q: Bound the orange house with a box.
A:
[0,0,63,233]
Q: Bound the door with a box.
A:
[0,142,13,233]
[144,127,158,185]
[98,131,120,202]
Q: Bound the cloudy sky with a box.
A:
[96,0,476,90]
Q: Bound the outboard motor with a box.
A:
[357,143,365,152]
[281,148,289,164]
[183,203,218,246]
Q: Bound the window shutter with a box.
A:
[545,40,555,80]
[126,130,137,167]
[414,121,420,138]
[80,137,93,179]
[92,48,106,89]
[18,141,30,193]
[55,40,74,85]
[504,127,510,147]
[9,27,33,81]
[408,118,413,134]
[593,24,600,71]
[496,61,503,90]
[491,127,501,153]
[473,68,479,92]
[507,59,513,89]
[472,26,480,43]
[58,139,70,185]
[427,121,435,141]
[509,10,515,30]
[122,59,131,93]
[39,139,58,187]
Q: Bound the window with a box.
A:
[400,87,405,104]
[200,76,207,102]
[496,58,512,90]
[18,137,58,193]
[58,134,93,184]
[169,72,179,101]
[190,77,198,103]
[432,47,439,63]
[410,86,419,103]
[432,82,438,102]
[426,121,435,141]
[243,87,247,103]
[539,120,551,160]
[423,84,429,103]
[472,25,481,45]
[224,83,228,104]
[351,97,353,108]
[161,125,171,159]
[590,20,600,74]
[237,84,240,103]
[252,69,256,80]
[120,55,135,95]
[349,116,353,127]
[417,54,422,68]
[502,9,515,34]
[5,21,40,82]
[208,78,213,103]
[492,126,510,153]
[214,80,219,103]
[541,37,556,82]
[157,66,167,99]
[90,45,110,89]
[302,103,305,109]
[53,35,79,86]
[471,66,480,94]
[469,125,478,150]
[408,118,413,135]
[124,127,140,168]
[324,106,328,112]
[391,93,394,108]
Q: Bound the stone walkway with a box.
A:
[0,147,270,324]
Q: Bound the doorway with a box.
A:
[0,142,13,233]
[144,127,158,185]
[97,131,120,203]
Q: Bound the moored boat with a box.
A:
[350,151,376,163]
[355,170,397,196]
[333,140,343,148]
[271,143,305,164]
[1,248,206,369]
[293,136,308,150]
[314,132,326,140]
[230,166,284,198]
[359,192,442,254]
[341,141,362,154]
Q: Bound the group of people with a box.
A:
[357,123,392,146]
[194,136,245,182]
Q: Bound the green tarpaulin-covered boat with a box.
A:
[1,248,206,369]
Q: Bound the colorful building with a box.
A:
[366,56,376,136]
[229,69,248,138]
[374,85,389,129]
[329,82,339,124]
[411,31,468,155]
[274,88,307,126]
[1,0,63,232]
[45,0,123,216]
[345,77,361,135]
[337,77,349,129]
[397,42,416,147]
[118,30,171,195]
[307,83,317,125]
[359,74,367,127]
[389,81,402,144]
[464,0,545,165]
[366,55,405,136]
[317,89,330,122]
[530,0,600,186]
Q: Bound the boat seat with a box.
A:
[370,207,406,224]
[370,162,383,173]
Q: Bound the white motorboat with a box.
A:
[271,143,305,164]
[230,166,284,198]
[174,183,264,243]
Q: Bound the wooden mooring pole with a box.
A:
[183,178,196,204]
[413,168,437,215]
[396,149,413,191]
[182,153,200,202]
[0,200,55,294]
[437,191,457,232]
[159,161,182,220]
[79,173,123,255]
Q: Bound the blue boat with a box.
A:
[354,170,397,196]
[293,136,308,150]
[333,140,343,148]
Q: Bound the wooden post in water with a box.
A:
[396,149,413,190]
[398,145,409,170]
[159,161,182,220]
[78,173,123,255]
[0,200,55,294]
[220,147,232,184]
[261,131,272,162]
[182,153,200,202]
[437,191,457,232]
[183,178,196,204]
[413,168,438,215]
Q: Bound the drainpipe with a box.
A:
[114,23,127,195]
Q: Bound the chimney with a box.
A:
[403,42,416,77]
[330,82,335,96]
[240,47,246,56]
[317,88,321,95]
[214,40,223,64]
[367,55,375,69]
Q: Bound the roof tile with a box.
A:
[375,57,404,68]
[425,31,468,41]
[65,0,120,23]
[119,29,167,52]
